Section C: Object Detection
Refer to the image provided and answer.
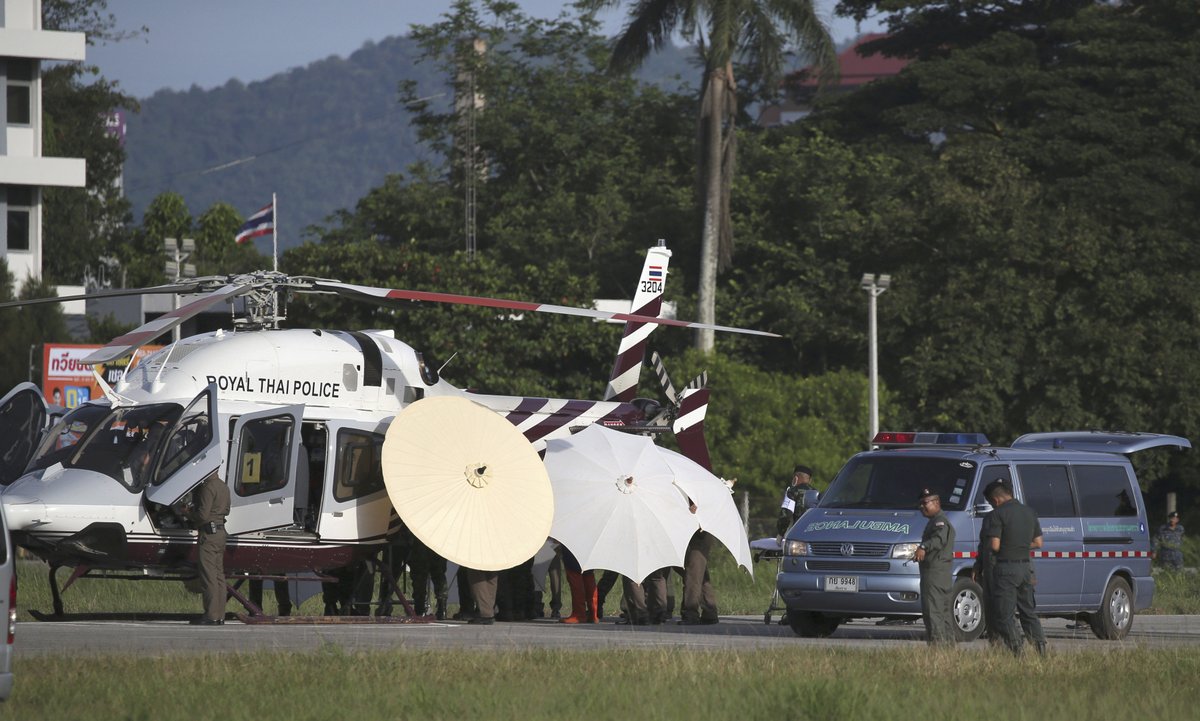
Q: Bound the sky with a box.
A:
[87,1,884,99]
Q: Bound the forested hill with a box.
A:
[120,35,695,247]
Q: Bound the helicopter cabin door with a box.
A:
[224,405,304,534]
[144,384,223,506]
[0,382,49,485]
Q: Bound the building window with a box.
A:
[5,59,34,125]
[5,186,32,252]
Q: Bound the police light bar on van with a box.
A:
[872,432,990,447]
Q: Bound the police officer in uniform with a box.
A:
[775,465,815,546]
[466,568,498,625]
[971,501,1001,644]
[188,472,230,625]
[1154,511,1185,571]
[679,500,719,625]
[983,480,1047,655]
[915,488,956,646]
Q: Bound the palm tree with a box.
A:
[589,0,838,351]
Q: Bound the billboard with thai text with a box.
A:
[42,343,161,408]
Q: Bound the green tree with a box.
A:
[0,269,69,390]
[796,0,1200,495]
[123,192,191,288]
[589,0,839,351]
[399,1,697,297]
[40,0,140,285]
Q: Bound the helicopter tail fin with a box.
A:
[604,241,672,403]
[673,385,712,471]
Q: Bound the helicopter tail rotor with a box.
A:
[647,351,713,471]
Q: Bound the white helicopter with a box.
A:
[0,242,773,618]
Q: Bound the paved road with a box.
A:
[15,614,1200,657]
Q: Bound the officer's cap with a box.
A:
[793,465,813,476]
[1168,511,1180,519]
[918,488,939,501]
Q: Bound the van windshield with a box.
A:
[820,456,975,511]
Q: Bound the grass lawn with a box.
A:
[7,646,1199,721]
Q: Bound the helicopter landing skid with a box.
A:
[28,610,197,622]
[235,613,439,624]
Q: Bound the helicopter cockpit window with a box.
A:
[334,429,384,502]
[155,393,212,485]
[233,415,294,497]
[66,403,184,491]
[26,403,110,474]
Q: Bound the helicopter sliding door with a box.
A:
[0,382,49,485]
[224,405,304,534]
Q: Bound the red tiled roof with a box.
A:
[791,33,908,88]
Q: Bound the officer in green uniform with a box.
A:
[984,479,1047,655]
[1154,512,1185,571]
[915,488,956,646]
[188,472,230,625]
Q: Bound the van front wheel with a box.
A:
[787,611,841,638]
[951,576,985,642]
[1090,576,1133,640]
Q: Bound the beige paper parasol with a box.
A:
[381,395,553,571]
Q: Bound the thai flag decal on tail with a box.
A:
[647,266,663,281]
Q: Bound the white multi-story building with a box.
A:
[0,0,85,282]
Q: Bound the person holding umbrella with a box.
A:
[679,500,719,625]
[556,542,598,624]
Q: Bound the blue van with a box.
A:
[776,431,1189,641]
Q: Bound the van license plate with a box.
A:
[825,576,858,593]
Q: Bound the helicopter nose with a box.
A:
[2,495,48,531]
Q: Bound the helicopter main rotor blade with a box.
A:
[0,281,214,310]
[310,280,782,339]
[84,283,254,364]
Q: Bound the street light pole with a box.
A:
[164,237,196,343]
[861,273,892,444]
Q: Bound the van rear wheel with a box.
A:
[787,611,841,638]
[951,576,985,642]
[1090,576,1133,640]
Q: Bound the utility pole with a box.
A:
[860,273,892,444]
[457,37,485,260]
[164,237,196,343]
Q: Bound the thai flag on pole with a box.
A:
[235,202,274,244]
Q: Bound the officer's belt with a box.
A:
[996,558,1029,563]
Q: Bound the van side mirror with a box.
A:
[803,489,821,509]
[972,502,993,517]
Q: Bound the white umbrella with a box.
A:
[381,395,554,572]
[543,424,699,583]
[660,447,754,577]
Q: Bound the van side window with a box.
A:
[1073,465,1137,517]
[974,465,1013,506]
[334,429,384,501]
[1016,464,1077,517]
